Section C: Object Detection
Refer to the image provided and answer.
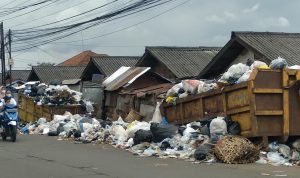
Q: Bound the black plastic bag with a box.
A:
[227,121,241,135]
[133,129,153,145]
[73,130,81,138]
[160,141,171,150]
[150,123,177,143]
[200,125,210,136]
[178,126,186,136]
[224,116,241,135]
[48,131,58,136]
[194,144,211,161]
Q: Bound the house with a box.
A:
[27,66,85,85]
[57,50,107,66]
[0,70,31,85]
[136,46,221,80]
[81,56,140,82]
[199,31,300,78]
[103,67,171,120]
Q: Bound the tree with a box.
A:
[28,62,56,67]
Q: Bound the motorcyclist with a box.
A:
[1,91,17,106]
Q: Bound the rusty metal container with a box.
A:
[163,69,300,142]
[17,94,90,122]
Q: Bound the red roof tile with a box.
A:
[58,50,107,66]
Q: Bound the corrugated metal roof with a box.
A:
[234,31,300,65]
[199,31,300,78]
[1,70,31,81]
[104,67,150,91]
[29,66,85,83]
[141,46,221,78]
[92,56,140,76]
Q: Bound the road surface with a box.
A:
[0,135,299,178]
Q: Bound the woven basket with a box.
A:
[125,109,143,123]
[214,136,260,164]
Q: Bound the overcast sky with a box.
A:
[1,0,299,69]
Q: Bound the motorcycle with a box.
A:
[0,104,18,142]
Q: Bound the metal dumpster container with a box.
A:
[17,94,90,122]
[163,69,300,143]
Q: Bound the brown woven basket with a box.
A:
[125,109,143,123]
[214,136,260,164]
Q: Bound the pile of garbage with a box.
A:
[15,81,90,107]
[20,111,300,166]
[165,57,299,102]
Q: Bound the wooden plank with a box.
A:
[253,88,283,94]
[227,106,250,115]
[248,81,258,135]
[282,70,290,137]
[222,92,227,114]
[255,110,283,115]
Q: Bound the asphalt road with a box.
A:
[0,135,299,178]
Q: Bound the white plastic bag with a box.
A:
[197,82,217,94]
[220,63,250,81]
[237,69,253,84]
[289,65,300,70]
[37,118,47,125]
[250,61,268,69]
[182,80,201,94]
[166,83,183,97]
[267,152,286,166]
[209,117,227,135]
[152,102,163,123]
[110,125,128,143]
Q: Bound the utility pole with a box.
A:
[0,22,5,86]
[8,29,12,86]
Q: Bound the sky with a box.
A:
[0,0,299,70]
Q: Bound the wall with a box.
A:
[139,55,176,80]
[229,48,254,66]
[82,82,104,118]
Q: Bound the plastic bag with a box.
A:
[182,80,201,94]
[250,61,268,69]
[150,123,177,143]
[166,83,183,97]
[289,65,300,70]
[220,63,250,82]
[63,121,77,133]
[209,117,227,135]
[197,82,217,94]
[194,144,211,161]
[126,121,150,138]
[236,70,252,84]
[110,125,128,143]
[267,152,286,166]
[133,129,153,145]
[268,142,279,152]
[269,57,288,69]
[37,118,47,125]
[151,102,163,123]
[278,144,291,158]
[292,139,300,150]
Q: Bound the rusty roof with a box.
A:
[121,83,173,96]
[58,50,107,66]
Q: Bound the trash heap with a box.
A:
[20,111,299,166]
[22,83,83,106]
[165,57,297,102]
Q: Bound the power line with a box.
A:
[55,0,190,44]
[10,0,91,28]
[11,0,176,52]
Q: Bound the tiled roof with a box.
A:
[58,50,107,66]
[138,46,221,78]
